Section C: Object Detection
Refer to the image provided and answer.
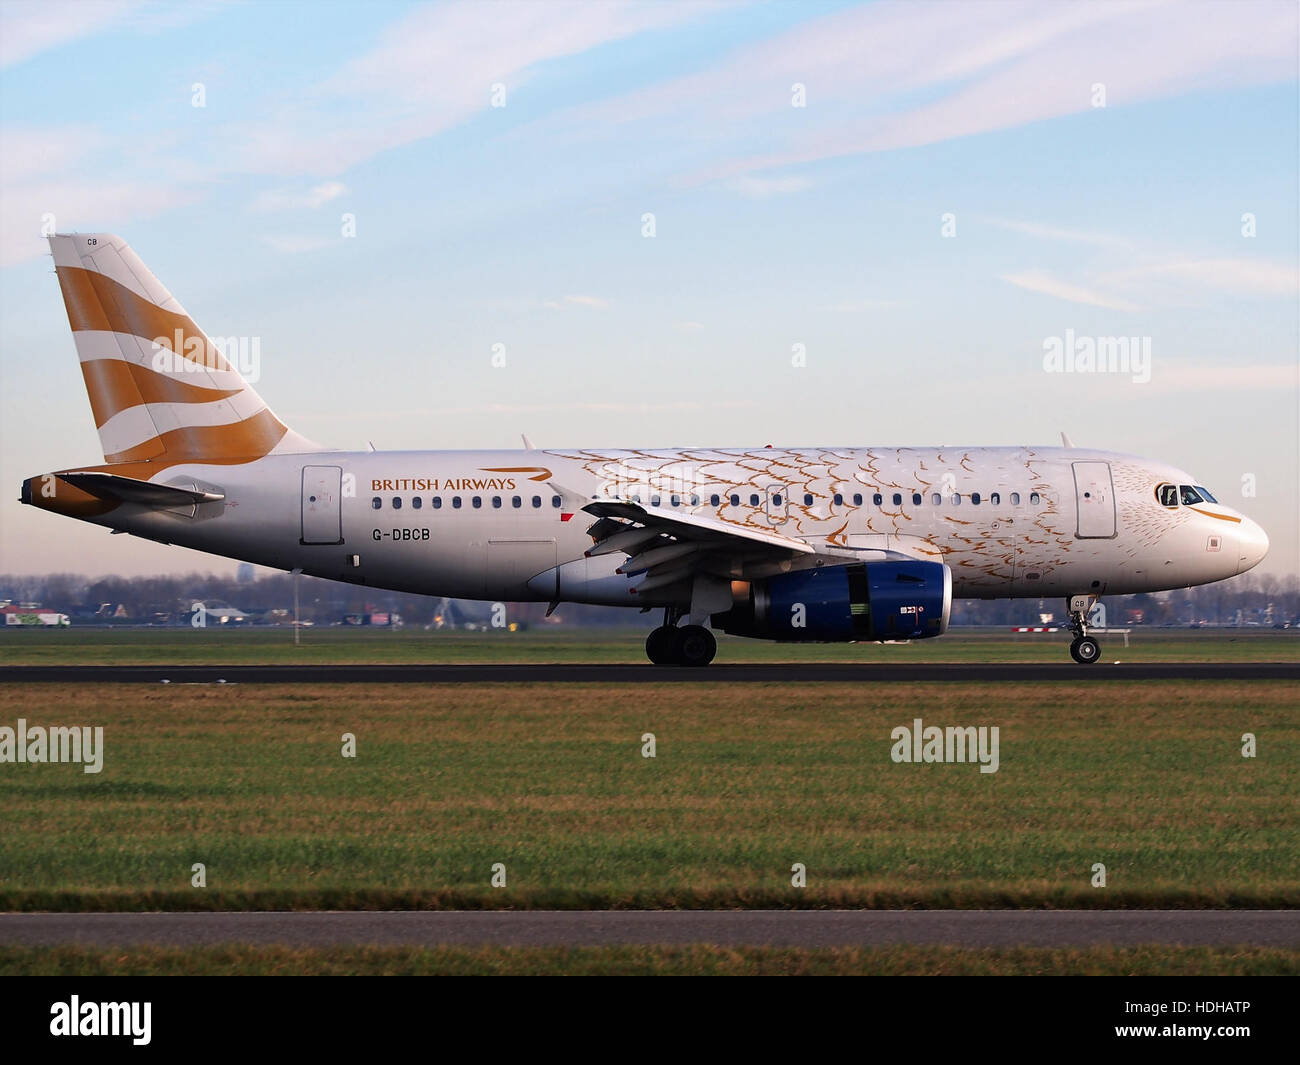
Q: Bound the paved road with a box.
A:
[1,662,1296,684]
[2,911,1297,949]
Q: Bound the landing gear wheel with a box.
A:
[1070,636,1100,664]
[645,626,677,665]
[673,625,717,667]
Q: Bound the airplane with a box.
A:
[20,233,1270,665]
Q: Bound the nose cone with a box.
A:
[1236,518,1269,575]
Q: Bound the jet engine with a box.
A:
[712,560,951,642]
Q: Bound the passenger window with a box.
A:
[971,493,980,505]
[453,497,462,509]
[853,493,862,506]
[749,494,760,506]
[472,496,482,509]
[492,496,502,508]
[432,497,442,509]
[412,496,422,510]
[1179,485,1203,505]
[931,493,942,505]
[1010,492,1020,505]
[671,494,681,507]
[512,496,521,508]
[551,495,561,508]
[729,494,740,506]
[651,494,661,506]
[773,494,783,506]
[690,494,700,506]
[873,493,882,506]
[833,493,843,506]
[710,494,720,506]
[990,492,1000,506]
[371,497,381,510]
[531,496,541,508]
[892,493,902,506]
[392,497,402,510]
[804,494,814,506]
[1029,492,1041,505]
[912,493,922,506]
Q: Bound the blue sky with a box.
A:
[0,0,1296,577]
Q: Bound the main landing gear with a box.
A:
[1066,594,1101,664]
[645,607,716,667]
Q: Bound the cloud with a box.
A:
[543,295,610,309]
[980,216,1133,249]
[0,0,140,69]
[822,298,901,313]
[0,0,220,68]
[252,182,348,212]
[0,126,197,266]
[1000,271,1140,312]
[545,1,1297,185]
[229,1,720,177]
[1106,258,1300,297]
[1145,363,1298,392]
[728,175,812,199]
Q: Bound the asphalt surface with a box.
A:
[2,911,1296,949]
[1,662,1296,684]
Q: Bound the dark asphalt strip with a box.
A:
[2,911,1297,949]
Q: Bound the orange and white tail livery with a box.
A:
[49,233,315,466]
[22,232,1268,666]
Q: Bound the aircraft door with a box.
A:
[301,465,343,544]
[765,485,789,525]
[1072,461,1116,538]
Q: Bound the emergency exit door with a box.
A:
[1072,462,1115,538]
[301,465,343,544]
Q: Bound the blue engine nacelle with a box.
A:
[711,560,951,642]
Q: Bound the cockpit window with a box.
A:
[1194,486,1218,504]
[1156,484,1179,508]
[1179,485,1204,505]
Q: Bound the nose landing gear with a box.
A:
[1066,594,1101,664]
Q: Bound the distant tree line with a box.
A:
[0,570,1295,628]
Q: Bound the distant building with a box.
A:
[342,612,402,627]
[195,602,251,625]
[236,562,256,584]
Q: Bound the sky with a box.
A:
[0,0,1296,578]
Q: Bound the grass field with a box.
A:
[3,944,1295,976]
[0,680,1294,911]
[0,625,1296,665]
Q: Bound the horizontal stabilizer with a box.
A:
[58,471,224,508]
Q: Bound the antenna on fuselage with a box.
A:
[1061,431,1076,448]
[521,433,535,449]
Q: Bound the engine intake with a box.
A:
[712,560,951,642]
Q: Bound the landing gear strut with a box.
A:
[1066,594,1101,664]
[645,607,717,666]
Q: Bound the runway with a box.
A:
[2,910,1296,949]
[1,662,1295,684]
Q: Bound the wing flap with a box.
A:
[583,499,815,556]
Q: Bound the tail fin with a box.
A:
[48,233,317,465]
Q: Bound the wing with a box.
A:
[580,498,815,595]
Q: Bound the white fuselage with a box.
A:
[72,445,1267,607]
